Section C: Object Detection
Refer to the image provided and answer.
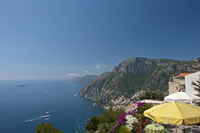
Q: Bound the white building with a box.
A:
[185,71,200,96]
[168,73,192,94]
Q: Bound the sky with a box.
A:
[0,0,200,80]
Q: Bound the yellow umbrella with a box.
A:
[144,102,200,125]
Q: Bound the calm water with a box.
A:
[0,80,103,133]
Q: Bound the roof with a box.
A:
[127,103,136,107]
[178,73,192,77]
[164,92,200,102]
[140,99,164,104]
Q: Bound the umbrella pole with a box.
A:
[176,126,177,133]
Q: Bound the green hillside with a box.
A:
[80,57,200,106]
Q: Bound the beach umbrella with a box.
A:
[144,102,200,125]
[164,92,200,103]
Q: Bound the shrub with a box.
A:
[125,115,138,130]
[118,126,131,133]
[135,114,143,122]
[99,109,124,123]
[86,116,99,131]
[131,123,137,133]
[137,103,152,114]
[98,122,115,133]
[35,121,64,133]
[85,109,125,133]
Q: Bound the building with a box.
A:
[185,71,200,96]
[168,73,192,94]
[125,103,137,113]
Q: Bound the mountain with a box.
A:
[72,75,98,86]
[80,57,200,107]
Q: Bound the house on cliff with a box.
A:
[168,73,192,94]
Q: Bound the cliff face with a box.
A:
[80,57,200,107]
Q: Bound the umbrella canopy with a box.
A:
[144,102,200,125]
[164,92,200,103]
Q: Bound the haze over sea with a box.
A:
[0,80,103,133]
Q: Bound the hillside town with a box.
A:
[85,71,200,133]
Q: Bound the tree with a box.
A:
[35,121,64,133]
[192,79,200,97]
[85,116,99,131]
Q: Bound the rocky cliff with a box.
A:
[80,57,200,107]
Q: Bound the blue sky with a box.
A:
[0,0,200,80]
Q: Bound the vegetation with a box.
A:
[98,123,114,133]
[192,79,200,97]
[85,116,99,131]
[35,121,64,133]
[117,72,151,97]
[85,109,124,133]
[192,79,200,106]
[118,126,131,133]
[131,123,137,133]
[137,103,153,114]
[139,91,165,101]
[85,103,152,133]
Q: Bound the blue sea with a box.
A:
[0,80,103,133]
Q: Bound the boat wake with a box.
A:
[25,112,52,123]
[39,115,51,118]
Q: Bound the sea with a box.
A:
[0,80,103,133]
